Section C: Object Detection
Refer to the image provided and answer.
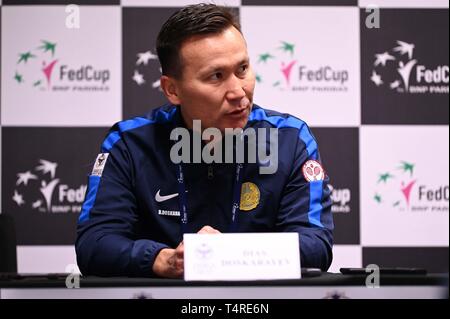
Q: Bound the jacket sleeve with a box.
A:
[275,124,334,271]
[76,127,169,277]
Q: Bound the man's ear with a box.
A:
[160,75,181,105]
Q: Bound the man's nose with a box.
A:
[225,75,246,101]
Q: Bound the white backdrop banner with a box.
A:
[241,6,360,127]
[1,6,122,126]
[361,126,449,246]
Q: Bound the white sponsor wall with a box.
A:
[241,6,360,127]
[359,0,449,8]
[122,0,241,6]
[361,126,449,247]
[1,6,121,126]
[0,0,448,274]
[17,246,79,274]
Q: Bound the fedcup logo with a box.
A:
[12,159,87,214]
[373,160,449,212]
[370,40,449,94]
[254,40,349,92]
[169,120,279,175]
[14,40,58,89]
[374,161,416,209]
[255,40,297,90]
[14,40,111,92]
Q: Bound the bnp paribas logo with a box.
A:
[12,159,87,214]
[373,160,448,213]
[370,40,449,94]
[254,40,349,93]
[131,49,161,90]
[14,40,110,92]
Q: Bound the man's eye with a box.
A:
[238,64,248,74]
[210,72,223,80]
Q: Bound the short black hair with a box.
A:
[156,3,241,79]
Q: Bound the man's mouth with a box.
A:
[228,97,251,116]
[229,108,247,116]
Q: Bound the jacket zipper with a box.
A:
[208,165,214,180]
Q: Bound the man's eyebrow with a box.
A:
[237,57,250,66]
[200,58,250,75]
[200,65,223,75]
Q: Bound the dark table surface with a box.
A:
[0,272,448,288]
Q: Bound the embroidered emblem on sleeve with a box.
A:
[91,153,109,176]
[302,160,325,182]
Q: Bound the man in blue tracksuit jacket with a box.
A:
[76,4,333,278]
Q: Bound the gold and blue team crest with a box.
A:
[239,182,260,211]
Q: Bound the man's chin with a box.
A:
[221,119,249,133]
[226,108,251,130]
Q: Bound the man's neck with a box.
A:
[179,107,224,144]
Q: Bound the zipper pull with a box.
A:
[208,165,214,179]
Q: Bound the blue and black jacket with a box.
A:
[76,104,334,276]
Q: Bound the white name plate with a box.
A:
[184,232,301,281]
